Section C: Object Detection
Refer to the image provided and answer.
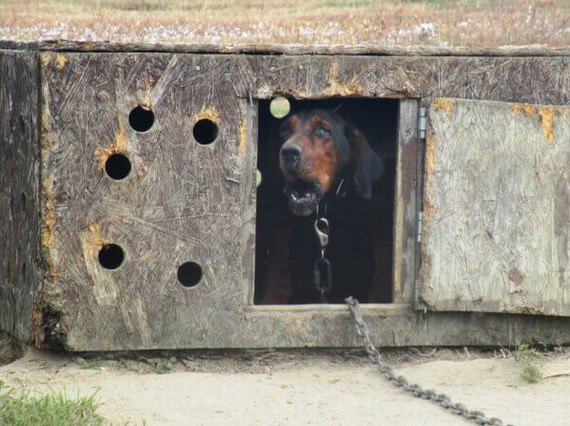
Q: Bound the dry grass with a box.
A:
[0,0,568,47]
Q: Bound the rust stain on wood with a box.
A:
[432,98,455,113]
[424,130,436,190]
[512,103,557,143]
[421,130,437,243]
[195,105,220,123]
[55,54,67,69]
[421,199,437,253]
[31,309,44,348]
[40,52,54,67]
[423,199,437,216]
[94,116,128,171]
[538,106,556,143]
[142,88,154,109]
[41,52,68,70]
[512,103,537,116]
[41,207,55,248]
[324,62,363,96]
[82,222,106,261]
[115,117,128,151]
[127,98,153,110]
[239,119,247,156]
[41,180,55,248]
[40,97,51,149]
[391,81,415,97]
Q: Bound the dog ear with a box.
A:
[344,124,384,199]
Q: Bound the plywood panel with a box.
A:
[421,98,570,316]
[40,52,256,349]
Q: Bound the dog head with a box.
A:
[278,109,384,216]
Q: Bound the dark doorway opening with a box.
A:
[254,98,399,304]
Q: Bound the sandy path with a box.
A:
[1,348,569,425]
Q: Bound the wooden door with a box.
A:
[420,98,569,316]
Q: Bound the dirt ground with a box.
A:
[1,346,570,425]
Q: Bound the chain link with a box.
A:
[314,217,332,303]
[314,257,332,302]
[345,297,514,426]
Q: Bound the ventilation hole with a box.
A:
[98,244,125,270]
[20,192,26,210]
[177,262,203,287]
[105,153,131,180]
[193,119,219,145]
[22,262,27,280]
[129,106,154,132]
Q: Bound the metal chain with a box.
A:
[314,257,332,303]
[313,217,332,303]
[345,297,514,426]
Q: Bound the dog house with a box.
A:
[1,41,569,351]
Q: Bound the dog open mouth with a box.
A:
[283,180,322,217]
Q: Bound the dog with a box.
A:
[257,108,391,304]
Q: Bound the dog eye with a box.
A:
[315,126,331,139]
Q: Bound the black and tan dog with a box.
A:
[257,109,391,304]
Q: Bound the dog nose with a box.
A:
[280,145,302,167]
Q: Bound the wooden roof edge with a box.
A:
[1,40,569,57]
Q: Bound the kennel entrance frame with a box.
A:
[1,41,570,351]
[253,95,413,305]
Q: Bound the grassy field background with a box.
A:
[0,0,568,47]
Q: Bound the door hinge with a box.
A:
[418,106,427,140]
[416,211,423,243]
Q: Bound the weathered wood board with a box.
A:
[1,43,570,351]
[421,98,570,316]
[0,50,42,342]
[1,40,569,57]
[393,99,419,304]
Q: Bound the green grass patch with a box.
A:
[520,364,542,383]
[513,343,540,363]
[0,390,104,426]
[513,343,543,384]
[152,358,176,374]
[79,360,104,371]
